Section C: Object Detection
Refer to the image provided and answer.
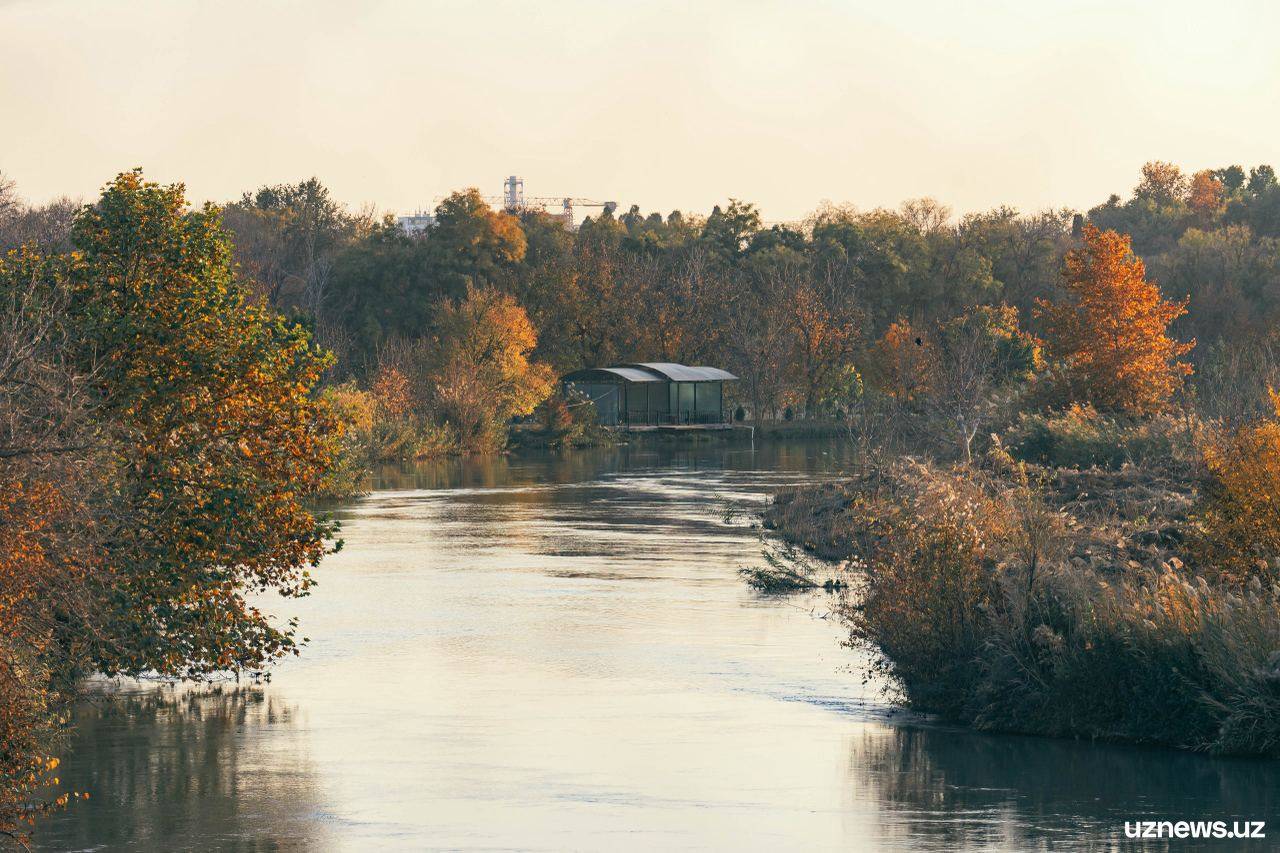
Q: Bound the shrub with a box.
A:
[1005,404,1176,469]
[1192,390,1280,585]
[527,389,614,449]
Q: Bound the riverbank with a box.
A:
[761,449,1280,757]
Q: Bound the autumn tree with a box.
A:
[779,262,861,417]
[427,284,554,451]
[0,253,96,841]
[1134,160,1188,206]
[0,171,344,836]
[1187,169,1225,222]
[930,305,1041,462]
[867,319,936,402]
[1194,390,1280,585]
[1036,224,1193,415]
[67,171,343,677]
[427,189,527,295]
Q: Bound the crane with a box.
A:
[523,196,617,229]
[424,177,616,231]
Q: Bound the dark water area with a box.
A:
[36,441,1280,851]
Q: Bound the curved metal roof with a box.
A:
[624,362,739,382]
[561,363,738,383]
[562,366,663,383]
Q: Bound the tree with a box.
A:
[222,177,364,311]
[0,170,344,837]
[1187,170,1224,222]
[930,305,1041,463]
[427,189,527,295]
[0,252,96,840]
[1247,165,1276,196]
[67,171,343,677]
[779,261,861,416]
[325,217,439,374]
[1134,160,1188,205]
[701,199,761,262]
[868,319,936,402]
[1036,224,1193,415]
[1215,165,1246,193]
[427,285,554,451]
[1195,390,1280,585]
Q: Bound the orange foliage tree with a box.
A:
[428,284,554,451]
[1036,225,1193,415]
[867,319,936,401]
[787,275,860,417]
[0,170,344,836]
[1188,169,1225,221]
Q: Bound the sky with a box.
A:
[2,0,1278,222]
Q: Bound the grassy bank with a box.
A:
[761,439,1280,756]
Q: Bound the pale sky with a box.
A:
[2,0,1278,222]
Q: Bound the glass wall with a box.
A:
[694,382,722,421]
[569,381,621,425]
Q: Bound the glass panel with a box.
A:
[678,383,694,422]
[570,382,620,425]
[696,382,722,420]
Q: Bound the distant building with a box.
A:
[396,212,435,234]
[560,362,738,429]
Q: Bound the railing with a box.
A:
[621,411,727,426]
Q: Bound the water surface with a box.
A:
[38,442,1280,851]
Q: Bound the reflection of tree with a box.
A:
[35,686,330,851]
[847,723,1280,850]
[371,439,860,493]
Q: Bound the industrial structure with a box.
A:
[560,363,738,430]
[397,175,616,234]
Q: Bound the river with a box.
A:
[36,441,1280,851]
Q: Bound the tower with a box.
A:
[503,175,524,210]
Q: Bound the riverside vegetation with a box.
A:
[3,160,1280,839]
[760,223,1280,757]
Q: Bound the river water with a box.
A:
[37,442,1280,851]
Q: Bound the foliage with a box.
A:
[769,457,1280,755]
[1006,404,1177,470]
[65,171,343,678]
[426,285,554,452]
[527,388,615,449]
[1192,390,1280,585]
[426,188,527,294]
[867,320,935,401]
[1036,225,1194,416]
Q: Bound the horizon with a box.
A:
[4,0,1279,221]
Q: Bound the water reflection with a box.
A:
[372,438,853,492]
[39,685,331,851]
[848,723,1280,850]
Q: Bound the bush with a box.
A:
[526,389,615,449]
[1191,391,1280,585]
[1005,404,1176,469]
[316,381,458,499]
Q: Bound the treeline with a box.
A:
[10,161,1280,452]
[168,160,1280,439]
